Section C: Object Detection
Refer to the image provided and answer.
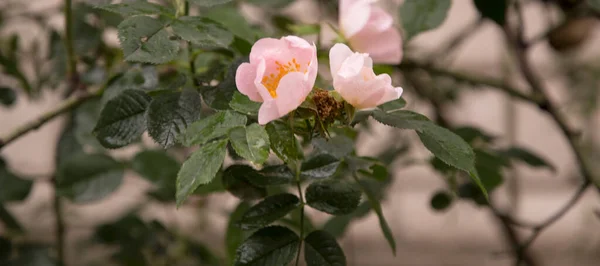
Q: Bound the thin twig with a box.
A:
[294,162,305,266]
[53,177,66,266]
[64,0,77,84]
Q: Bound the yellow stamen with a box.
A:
[261,58,305,98]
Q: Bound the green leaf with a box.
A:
[234,226,300,266]
[180,110,247,146]
[266,121,301,164]
[500,146,556,172]
[176,139,228,206]
[591,0,600,12]
[117,16,179,64]
[0,87,16,106]
[453,126,495,144]
[0,205,24,234]
[301,154,340,179]
[474,149,506,191]
[312,135,354,159]
[56,118,84,167]
[172,17,234,48]
[222,165,267,200]
[8,245,56,266]
[74,99,104,150]
[304,230,346,266]
[306,179,361,215]
[371,109,430,129]
[146,90,202,148]
[188,0,234,7]
[131,150,179,201]
[0,165,33,203]
[230,91,260,116]
[237,193,300,230]
[400,0,451,39]
[356,179,396,255]
[93,90,151,149]
[323,203,371,238]
[246,0,295,8]
[378,97,407,113]
[430,190,453,211]
[229,124,271,165]
[226,202,252,265]
[96,2,173,17]
[101,67,158,106]
[203,6,259,43]
[57,153,124,203]
[473,0,507,25]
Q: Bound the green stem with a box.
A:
[53,178,66,266]
[64,0,76,82]
[294,163,304,266]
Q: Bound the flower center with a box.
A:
[261,58,303,98]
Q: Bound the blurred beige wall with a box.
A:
[1,0,600,265]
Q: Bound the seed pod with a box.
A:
[548,16,597,52]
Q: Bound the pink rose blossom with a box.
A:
[235,36,318,125]
[339,0,403,64]
[329,43,403,109]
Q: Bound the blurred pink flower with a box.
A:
[235,36,318,125]
[339,0,403,64]
[329,43,403,109]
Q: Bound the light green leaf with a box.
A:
[187,0,234,7]
[400,0,451,39]
[473,0,507,25]
[172,16,233,48]
[180,110,247,146]
[226,202,252,265]
[93,90,151,149]
[230,91,260,117]
[306,179,361,215]
[304,230,346,266]
[229,124,271,165]
[222,165,267,200]
[301,154,340,179]
[234,226,299,266]
[237,193,300,230]
[146,90,202,148]
[96,2,173,17]
[57,153,124,203]
[356,179,396,255]
[246,0,295,8]
[117,16,179,64]
[265,121,301,164]
[176,139,228,206]
[203,6,259,43]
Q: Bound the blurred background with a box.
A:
[1,0,600,265]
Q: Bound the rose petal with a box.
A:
[340,0,371,38]
[257,72,309,125]
[329,43,354,76]
[349,25,403,64]
[375,86,403,106]
[235,62,263,102]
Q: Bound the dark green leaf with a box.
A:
[473,0,507,25]
[8,245,56,266]
[301,154,340,179]
[0,235,11,259]
[304,230,346,266]
[147,90,202,148]
[0,167,33,203]
[306,179,361,215]
[226,202,252,265]
[180,110,247,146]
[234,226,300,266]
[96,2,173,17]
[93,90,151,149]
[453,126,495,144]
[251,165,294,186]
[57,153,124,203]
[356,179,396,255]
[131,150,179,200]
[0,87,16,106]
[176,139,228,206]
[229,124,271,165]
[312,135,354,159]
[591,0,600,12]
[371,109,430,129]
[117,16,179,64]
[500,146,556,172]
[222,165,267,200]
[56,118,84,167]
[101,67,158,106]
[246,0,295,8]
[266,121,301,163]
[172,17,234,48]
[230,91,260,116]
[201,58,245,110]
[474,149,505,191]
[188,0,234,7]
[400,0,451,39]
[430,191,453,211]
[237,193,300,230]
